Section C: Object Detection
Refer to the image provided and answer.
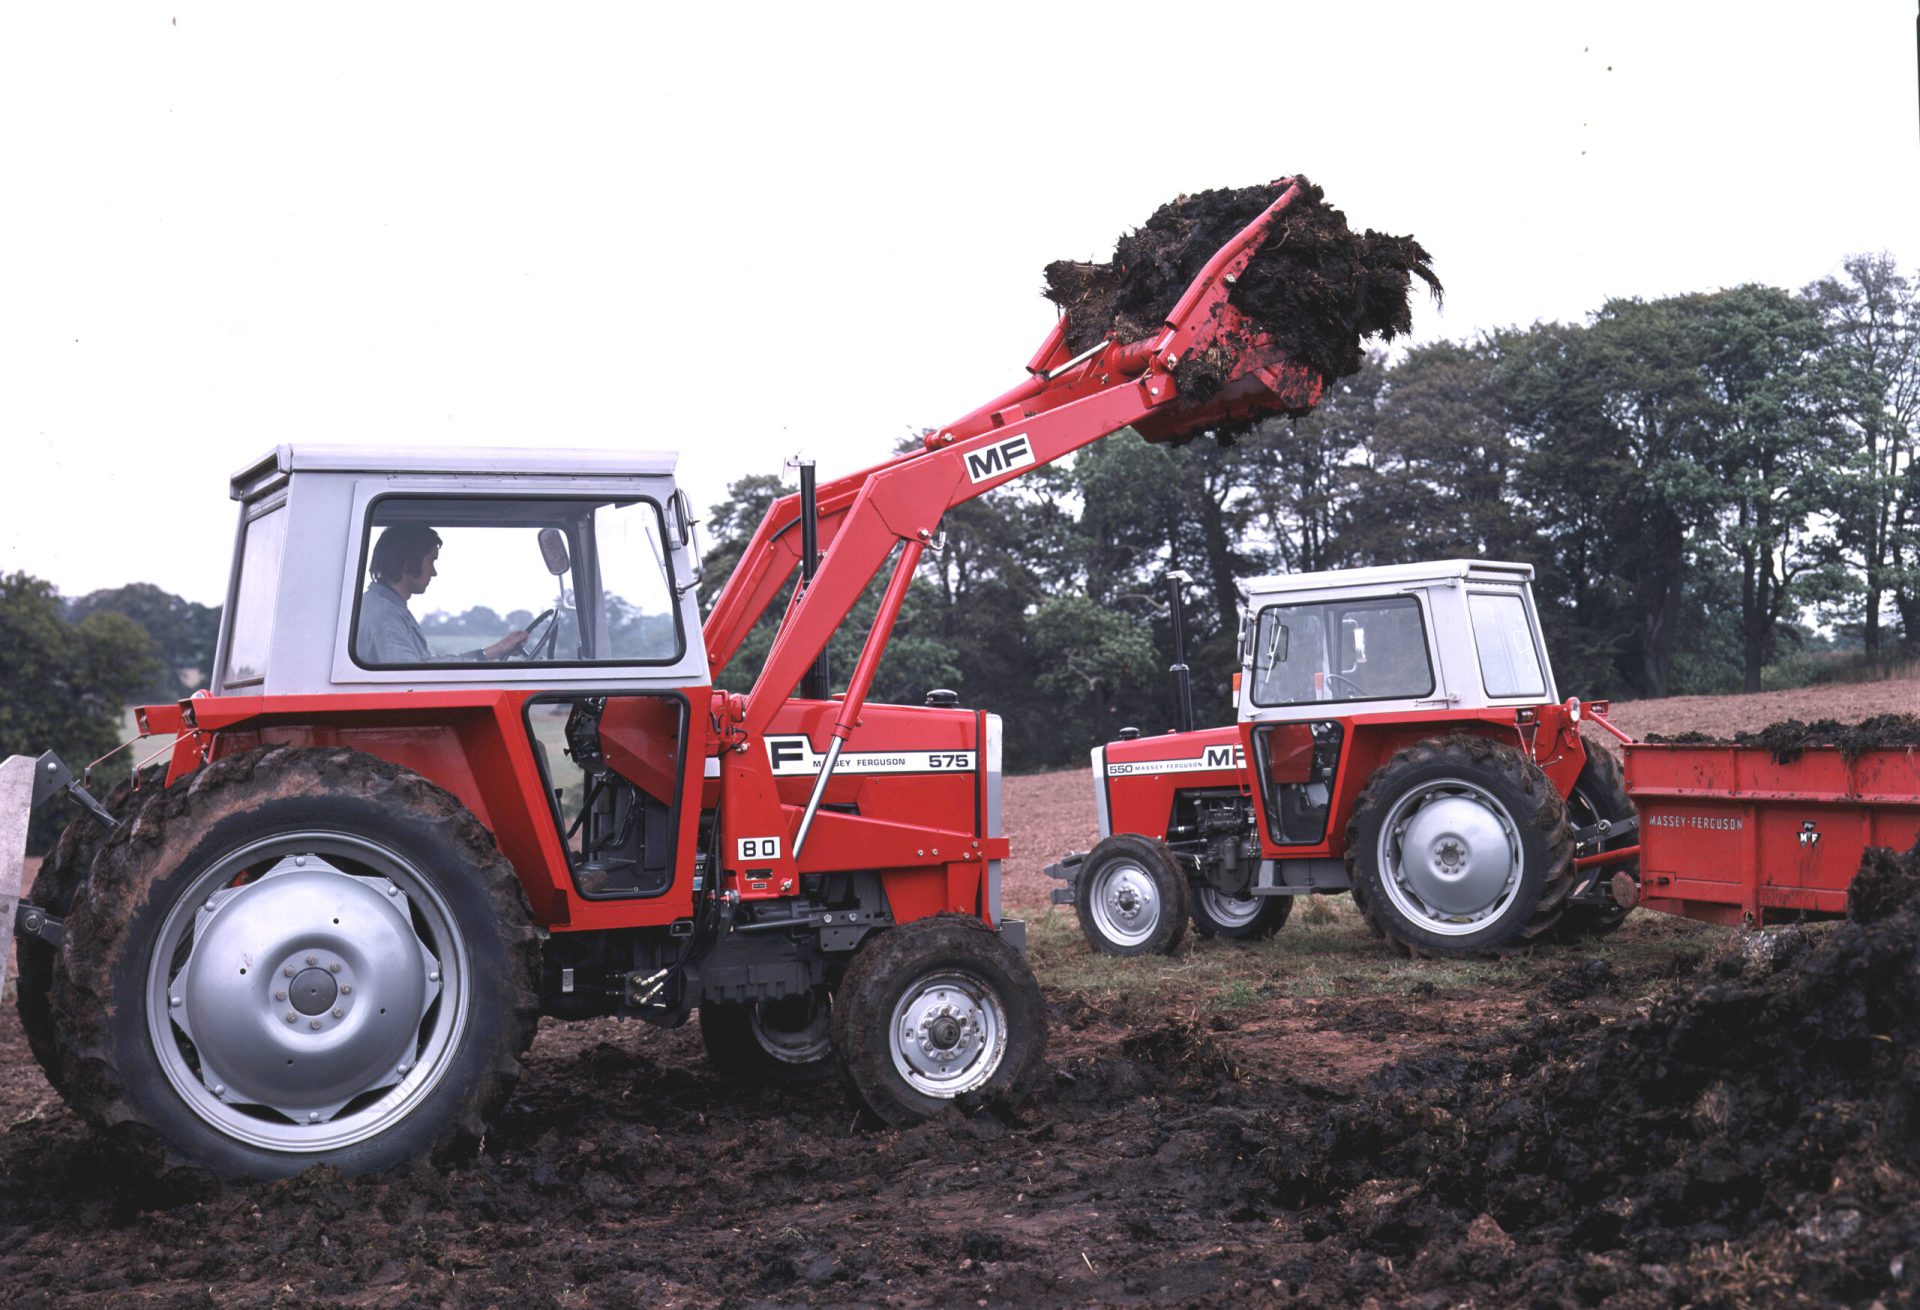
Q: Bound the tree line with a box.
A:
[2,257,1911,783]
[703,256,1920,772]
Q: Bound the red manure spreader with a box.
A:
[1049,563,1920,957]
[1,179,1358,1178]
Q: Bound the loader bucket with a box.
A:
[0,755,37,1001]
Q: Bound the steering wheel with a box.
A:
[506,609,557,661]
[1322,672,1366,700]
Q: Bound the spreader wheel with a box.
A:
[831,914,1046,1127]
[1190,885,1292,941]
[49,746,540,1179]
[1073,833,1189,957]
[1552,748,1638,940]
[15,768,163,1101]
[699,987,836,1085]
[1345,734,1572,957]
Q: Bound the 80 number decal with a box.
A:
[737,835,782,862]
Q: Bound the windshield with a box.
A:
[351,496,682,668]
[1249,595,1433,707]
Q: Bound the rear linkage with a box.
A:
[1,752,122,960]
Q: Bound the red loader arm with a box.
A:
[704,179,1331,873]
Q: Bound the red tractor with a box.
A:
[3,179,1348,1177]
[1049,560,1641,958]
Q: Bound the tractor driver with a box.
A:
[358,524,530,664]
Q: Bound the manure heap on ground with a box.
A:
[1265,836,1920,1305]
[1650,712,1920,763]
[1043,177,1440,400]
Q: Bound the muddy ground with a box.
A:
[2,679,1917,1308]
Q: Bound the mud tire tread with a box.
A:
[48,745,541,1179]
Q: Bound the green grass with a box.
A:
[1025,893,1722,1013]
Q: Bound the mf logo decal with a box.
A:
[765,735,976,777]
[1798,820,1821,848]
[965,434,1034,484]
[1107,745,1244,777]
[737,835,781,861]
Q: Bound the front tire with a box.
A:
[1073,833,1189,957]
[1345,734,1572,957]
[51,746,540,1179]
[700,988,836,1085]
[831,915,1046,1127]
[1190,885,1292,941]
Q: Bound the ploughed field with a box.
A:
[2,678,1918,1308]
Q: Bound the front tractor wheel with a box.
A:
[50,746,540,1179]
[1073,833,1189,957]
[831,915,1046,1127]
[700,987,836,1085]
[1345,735,1572,957]
[1190,885,1292,941]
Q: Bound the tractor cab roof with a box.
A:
[1237,559,1535,599]
[231,445,680,504]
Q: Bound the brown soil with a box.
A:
[1043,178,1441,392]
[3,680,1917,1308]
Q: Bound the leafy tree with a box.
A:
[66,582,220,699]
[1,574,161,848]
[1802,254,1920,654]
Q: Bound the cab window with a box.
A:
[1467,591,1547,698]
[1250,595,1434,706]
[351,496,682,669]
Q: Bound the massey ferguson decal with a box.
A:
[1106,744,1245,777]
[1645,814,1744,831]
[964,434,1035,484]
[765,735,976,776]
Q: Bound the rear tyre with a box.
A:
[1189,885,1292,941]
[1345,734,1572,958]
[699,988,836,1085]
[831,914,1046,1127]
[1073,833,1189,957]
[16,768,162,1100]
[1552,748,1637,940]
[50,746,541,1179]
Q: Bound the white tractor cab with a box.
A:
[1236,559,1557,721]
[1054,559,1636,959]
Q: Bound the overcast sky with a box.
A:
[5,3,1916,607]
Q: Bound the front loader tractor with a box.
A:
[4,178,1367,1178]
[1050,560,1640,958]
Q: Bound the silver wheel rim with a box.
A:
[144,831,467,1155]
[749,993,832,1066]
[1376,779,1525,937]
[1196,886,1263,930]
[888,970,1007,1098]
[1088,859,1163,948]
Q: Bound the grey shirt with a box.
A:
[358,582,484,664]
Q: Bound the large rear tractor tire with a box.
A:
[699,987,837,1086]
[831,914,1046,1127]
[1345,734,1572,957]
[1073,833,1189,957]
[1189,884,1292,941]
[1551,748,1638,940]
[16,767,163,1101]
[50,746,541,1179]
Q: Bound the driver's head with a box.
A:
[370,524,443,593]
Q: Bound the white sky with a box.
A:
[4,2,1916,607]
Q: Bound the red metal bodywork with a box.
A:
[1101,706,1591,860]
[137,178,1339,942]
[1625,741,1920,926]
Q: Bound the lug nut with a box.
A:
[275,990,287,1001]
[170,995,182,1008]
[340,984,352,995]
[284,966,295,978]
[295,856,306,866]
[306,955,318,966]
[332,1009,344,1019]
[328,962,341,974]
[285,1013,297,1024]
[309,1019,322,1030]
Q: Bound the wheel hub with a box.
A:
[890,975,1007,1096]
[163,857,442,1123]
[1196,886,1263,930]
[1090,862,1161,948]
[748,992,832,1065]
